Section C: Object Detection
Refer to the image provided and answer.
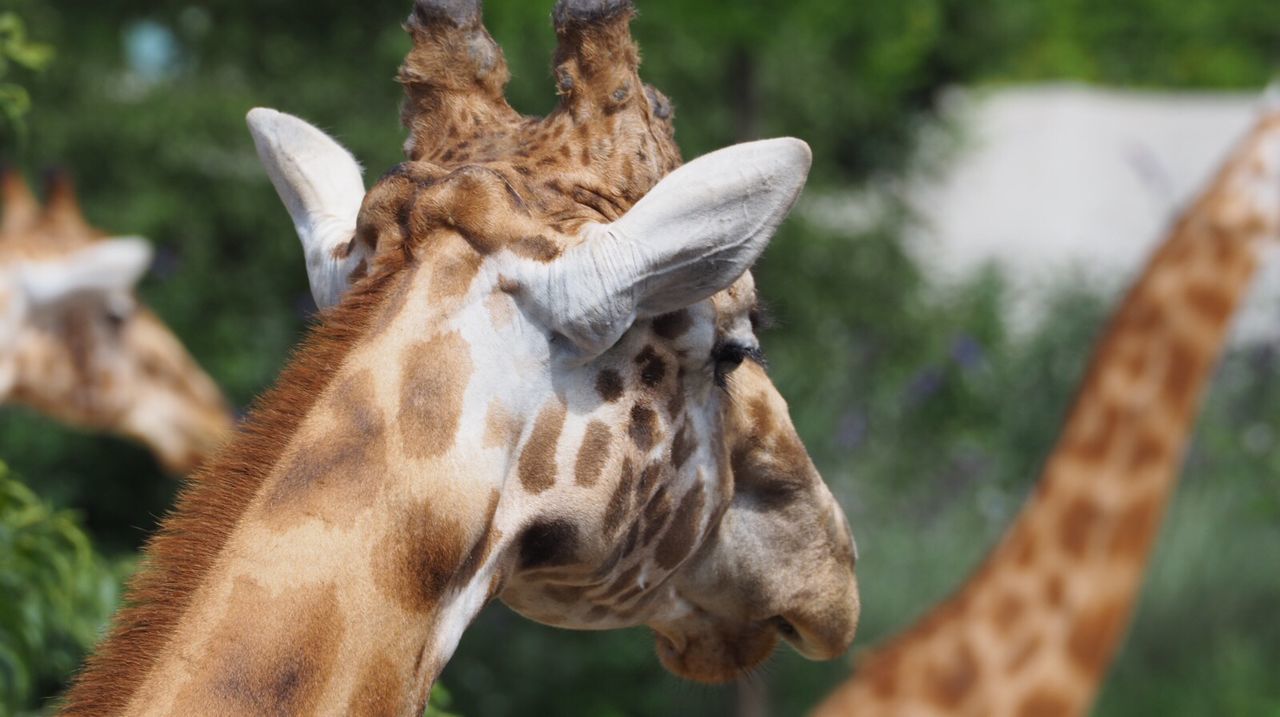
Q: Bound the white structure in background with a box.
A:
[808,83,1280,340]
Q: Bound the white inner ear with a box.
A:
[0,271,26,396]
[523,138,812,357]
[18,237,153,308]
[247,107,369,310]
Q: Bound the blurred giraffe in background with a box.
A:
[814,105,1280,716]
[0,168,232,474]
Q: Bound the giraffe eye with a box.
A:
[712,341,763,386]
[104,306,130,330]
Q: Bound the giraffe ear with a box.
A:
[525,138,811,357]
[246,108,369,310]
[18,237,153,308]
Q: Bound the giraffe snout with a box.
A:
[775,579,861,661]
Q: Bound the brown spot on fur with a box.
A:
[666,369,686,418]
[655,483,705,569]
[483,399,519,449]
[635,462,663,501]
[596,369,624,402]
[634,345,666,387]
[1070,402,1118,465]
[641,484,672,546]
[923,641,979,709]
[671,421,695,469]
[1016,687,1072,717]
[652,310,691,340]
[1067,599,1128,676]
[518,518,579,570]
[264,370,388,526]
[486,291,515,328]
[602,458,636,537]
[1184,282,1233,324]
[1007,634,1043,673]
[427,240,484,301]
[456,489,502,587]
[1126,429,1168,472]
[1110,496,1161,560]
[1163,341,1203,418]
[174,580,344,715]
[510,234,562,262]
[374,498,472,613]
[629,403,658,452]
[1044,572,1066,608]
[519,401,567,494]
[348,652,408,717]
[864,649,901,698]
[398,332,472,459]
[991,591,1026,635]
[1011,525,1038,568]
[598,563,642,601]
[620,520,641,558]
[575,420,611,486]
[1059,495,1102,559]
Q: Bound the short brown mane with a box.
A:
[58,257,412,715]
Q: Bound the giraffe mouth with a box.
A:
[648,599,781,684]
[650,620,780,684]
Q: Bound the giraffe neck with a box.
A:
[815,114,1280,716]
[62,250,516,716]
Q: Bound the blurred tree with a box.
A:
[0,10,53,146]
[0,461,125,715]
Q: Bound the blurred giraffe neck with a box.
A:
[815,111,1280,716]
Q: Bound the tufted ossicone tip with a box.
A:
[400,0,518,162]
[552,0,634,28]
[411,0,483,28]
[39,168,91,234]
[0,165,39,236]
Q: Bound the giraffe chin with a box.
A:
[650,621,780,684]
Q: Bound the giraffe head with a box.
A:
[0,168,232,474]
[247,0,857,684]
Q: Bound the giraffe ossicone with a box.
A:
[62,0,858,711]
[0,169,231,474]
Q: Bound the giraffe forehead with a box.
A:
[357,161,583,269]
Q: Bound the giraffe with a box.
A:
[60,0,859,713]
[0,168,232,474]
[812,106,1280,716]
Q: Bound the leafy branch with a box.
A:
[0,12,54,147]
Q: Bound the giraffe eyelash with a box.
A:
[749,302,775,332]
[713,341,766,387]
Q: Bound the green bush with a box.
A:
[0,461,125,715]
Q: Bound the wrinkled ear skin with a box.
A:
[522,138,813,358]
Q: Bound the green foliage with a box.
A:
[0,462,125,715]
[425,683,460,717]
[0,11,53,147]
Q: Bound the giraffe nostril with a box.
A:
[771,616,799,641]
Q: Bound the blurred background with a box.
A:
[1,0,1279,714]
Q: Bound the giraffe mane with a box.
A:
[59,253,415,714]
